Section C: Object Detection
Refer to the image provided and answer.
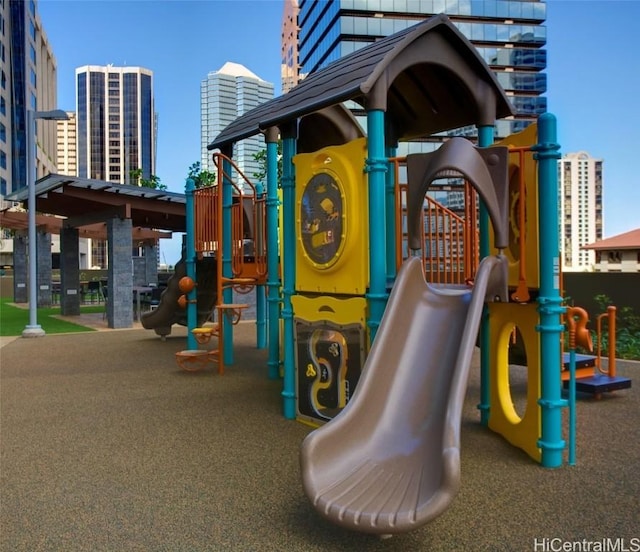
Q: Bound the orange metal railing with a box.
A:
[392,156,479,284]
[193,153,267,280]
[595,306,617,376]
[392,144,536,289]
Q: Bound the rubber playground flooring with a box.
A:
[1,322,638,551]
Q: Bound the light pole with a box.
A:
[22,109,69,338]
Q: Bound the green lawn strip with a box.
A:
[0,298,102,336]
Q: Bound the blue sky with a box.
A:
[39,0,640,263]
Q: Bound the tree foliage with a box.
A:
[252,141,282,184]
[129,168,167,190]
[187,162,216,188]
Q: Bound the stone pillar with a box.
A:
[36,227,52,307]
[107,217,133,328]
[60,227,81,316]
[143,243,158,285]
[132,256,145,286]
[12,233,28,303]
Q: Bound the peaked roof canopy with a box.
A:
[6,174,187,233]
[583,228,640,250]
[209,14,514,151]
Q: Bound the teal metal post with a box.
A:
[281,132,297,418]
[255,181,267,350]
[385,144,397,284]
[184,178,197,351]
[477,124,494,426]
[222,156,234,364]
[533,113,565,468]
[365,110,388,343]
[265,133,281,380]
[568,347,576,466]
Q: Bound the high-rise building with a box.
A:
[281,0,300,94]
[1,0,58,265]
[1,0,58,201]
[75,65,156,267]
[201,62,274,182]
[56,111,76,176]
[75,65,155,185]
[288,0,547,142]
[558,151,603,272]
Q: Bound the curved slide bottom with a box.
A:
[141,256,217,338]
[300,255,506,535]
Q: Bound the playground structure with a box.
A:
[148,14,631,536]
[174,153,268,374]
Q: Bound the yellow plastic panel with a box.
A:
[292,294,367,327]
[492,124,540,293]
[488,302,541,462]
[293,138,369,295]
[292,294,368,425]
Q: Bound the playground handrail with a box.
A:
[596,306,617,376]
[194,154,268,280]
[392,156,478,284]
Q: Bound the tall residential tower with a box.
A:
[201,62,274,181]
[559,151,603,272]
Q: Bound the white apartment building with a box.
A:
[56,111,76,176]
[558,151,603,272]
[200,62,274,183]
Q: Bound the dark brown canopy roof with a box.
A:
[0,210,172,242]
[6,174,187,233]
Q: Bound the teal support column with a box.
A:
[477,124,494,426]
[365,110,388,343]
[222,157,234,364]
[266,134,281,380]
[533,113,565,468]
[281,132,297,418]
[185,178,197,351]
[385,144,397,284]
[255,182,267,350]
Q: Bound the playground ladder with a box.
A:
[191,152,268,374]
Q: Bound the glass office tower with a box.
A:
[295,0,547,140]
[2,0,58,198]
[75,65,156,267]
[76,65,155,185]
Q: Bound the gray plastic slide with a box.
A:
[300,255,507,535]
[141,256,217,339]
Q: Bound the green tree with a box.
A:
[129,168,167,190]
[187,162,216,188]
[252,141,282,184]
